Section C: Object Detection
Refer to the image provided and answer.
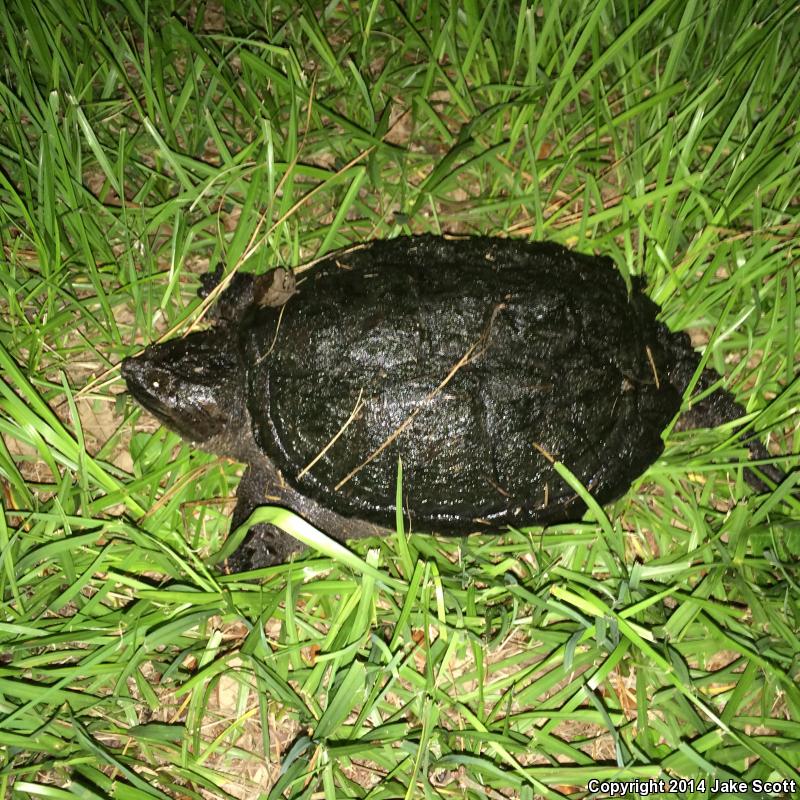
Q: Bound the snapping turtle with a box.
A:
[122,235,783,570]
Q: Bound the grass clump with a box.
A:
[0,1,798,798]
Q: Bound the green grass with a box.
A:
[1,1,799,798]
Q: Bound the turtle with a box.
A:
[121,235,786,571]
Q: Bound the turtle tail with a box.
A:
[675,378,786,492]
[655,324,786,492]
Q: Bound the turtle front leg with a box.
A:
[199,267,296,326]
[224,462,305,572]
[222,455,390,573]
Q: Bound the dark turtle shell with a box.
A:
[243,236,684,532]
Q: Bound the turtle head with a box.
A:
[121,330,246,453]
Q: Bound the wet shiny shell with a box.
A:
[244,236,682,532]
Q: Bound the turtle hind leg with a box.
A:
[223,463,304,572]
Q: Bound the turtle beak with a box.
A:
[120,354,146,394]
[120,354,157,411]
